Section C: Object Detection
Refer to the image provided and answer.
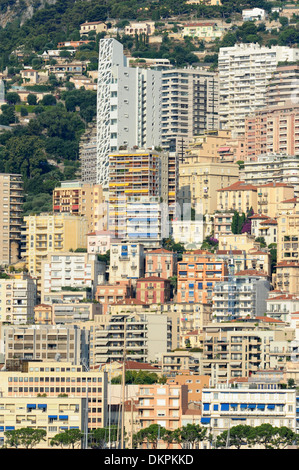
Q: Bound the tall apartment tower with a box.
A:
[161,68,219,152]
[80,122,97,184]
[218,43,299,135]
[266,64,299,107]
[0,174,23,266]
[96,38,162,188]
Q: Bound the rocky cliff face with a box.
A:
[0,0,58,28]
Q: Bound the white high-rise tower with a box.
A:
[96,38,162,188]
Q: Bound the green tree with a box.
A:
[134,424,166,449]
[216,425,253,449]
[89,427,118,449]
[41,94,57,106]
[5,428,46,449]
[6,92,21,105]
[27,94,37,105]
[176,424,207,449]
[50,428,83,449]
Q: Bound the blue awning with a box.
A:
[203,404,210,411]
[49,415,58,419]
[232,418,246,421]
[0,427,4,432]
[248,404,256,409]
[201,418,211,424]
[5,426,15,431]
[38,404,47,409]
[213,405,219,411]
[267,405,275,409]
[60,427,68,430]
[27,404,36,409]
[240,404,247,409]
[257,404,265,409]
[59,415,68,420]
[221,404,229,411]
[230,403,238,407]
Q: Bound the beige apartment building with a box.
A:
[0,273,36,325]
[1,324,87,365]
[0,360,107,432]
[53,181,107,232]
[201,322,294,385]
[23,213,88,294]
[275,262,299,295]
[277,213,299,263]
[266,64,299,108]
[217,181,258,214]
[0,396,85,448]
[179,161,239,215]
[0,174,23,267]
[256,183,295,218]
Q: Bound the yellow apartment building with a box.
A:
[0,174,23,267]
[256,183,295,218]
[277,213,299,263]
[218,233,258,252]
[275,262,299,295]
[53,181,107,232]
[179,161,239,215]
[0,361,107,433]
[217,181,258,214]
[0,396,85,448]
[23,213,88,294]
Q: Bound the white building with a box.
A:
[267,293,299,323]
[242,8,267,21]
[243,153,299,197]
[96,38,162,187]
[201,387,296,440]
[126,196,165,248]
[41,252,106,301]
[0,274,36,325]
[109,242,145,285]
[171,219,204,249]
[218,44,299,135]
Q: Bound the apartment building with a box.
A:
[0,273,36,325]
[277,213,299,264]
[53,181,107,232]
[23,213,88,294]
[108,149,165,238]
[218,233,258,253]
[243,153,299,197]
[0,174,23,266]
[179,161,239,215]
[160,351,201,377]
[97,38,162,187]
[182,22,223,41]
[266,64,299,108]
[52,303,102,325]
[275,262,299,295]
[109,242,145,285]
[183,130,244,163]
[87,230,117,255]
[161,68,219,152]
[124,21,155,36]
[136,276,171,304]
[201,388,296,438]
[145,248,177,279]
[1,325,88,365]
[136,384,188,431]
[88,314,172,366]
[126,196,164,248]
[245,104,299,161]
[0,360,107,432]
[266,293,299,323]
[218,43,299,135]
[0,396,85,448]
[167,374,211,405]
[212,271,271,322]
[217,181,257,214]
[95,282,132,314]
[172,219,204,249]
[177,251,229,304]
[34,304,53,325]
[201,322,291,384]
[41,252,105,300]
[256,183,294,218]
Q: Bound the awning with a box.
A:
[221,404,230,411]
[248,404,256,409]
[257,404,265,409]
[59,415,68,420]
[203,404,210,411]
[218,147,231,152]
[49,415,58,419]
[240,404,247,409]
[230,403,238,407]
[38,404,47,409]
[27,404,36,409]
[267,405,275,409]
[201,418,211,424]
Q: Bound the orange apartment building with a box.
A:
[177,251,229,304]
[145,248,178,279]
[136,276,171,304]
[95,282,133,314]
[167,373,211,406]
[136,383,188,431]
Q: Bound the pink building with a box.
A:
[145,248,177,279]
[136,276,171,304]
[136,383,188,432]
[87,230,118,255]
